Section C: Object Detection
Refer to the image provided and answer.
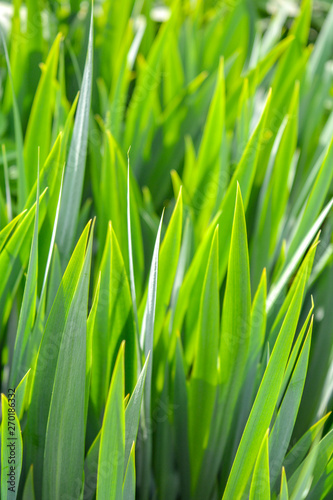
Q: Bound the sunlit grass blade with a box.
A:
[96,343,125,500]
[269,318,313,488]
[23,34,61,192]
[0,212,26,252]
[219,185,251,440]
[139,212,163,499]
[249,429,270,500]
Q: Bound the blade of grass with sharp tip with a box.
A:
[171,215,217,366]
[96,343,125,500]
[23,34,62,192]
[189,225,219,487]
[123,443,136,500]
[24,221,91,498]
[22,466,35,500]
[267,234,318,347]
[99,132,144,296]
[0,212,26,252]
[139,213,163,500]
[217,91,271,279]
[269,318,313,488]
[140,213,163,405]
[15,369,30,420]
[10,157,40,387]
[283,413,331,479]
[124,354,150,471]
[138,190,182,343]
[1,394,23,500]
[124,11,174,171]
[249,430,270,500]
[57,11,93,263]
[287,137,333,261]
[84,430,101,500]
[42,222,94,500]
[24,132,62,212]
[222,242,313,500]
[280,468,289,500]
[219,185,251,443]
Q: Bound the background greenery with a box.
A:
[0,0,333,498]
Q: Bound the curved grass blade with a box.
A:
[222,240,314,500]
[249,430,270,500]
[280,468,289,500]
[123,442,136,500]
[127,153,139,339]
[139,190,182,343]
[0,213,26,252]
[219,184,251,441]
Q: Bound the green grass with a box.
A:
[0,0,333,499]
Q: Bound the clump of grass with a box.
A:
[0,0,333,499]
